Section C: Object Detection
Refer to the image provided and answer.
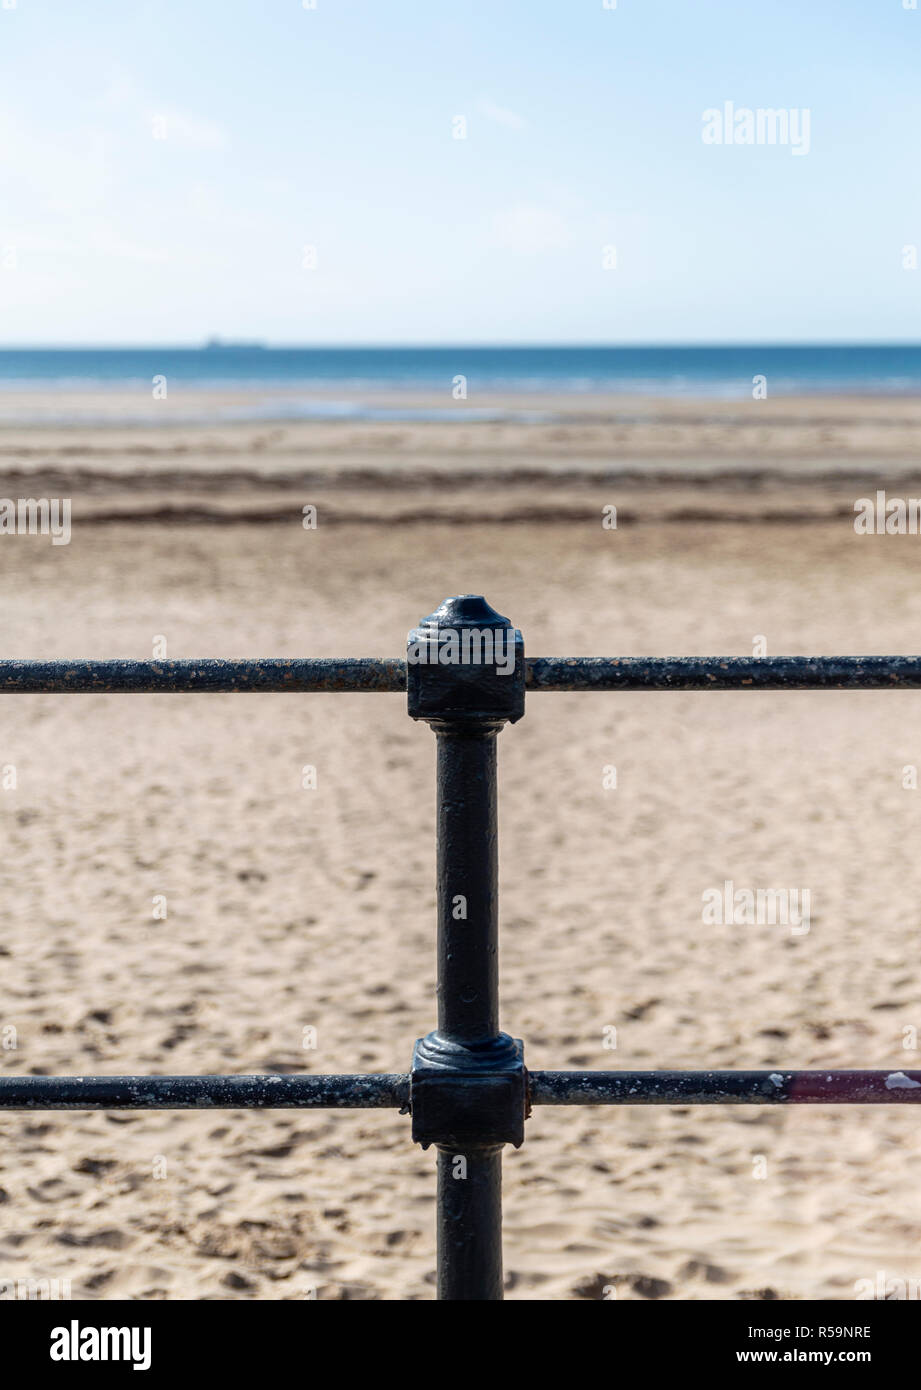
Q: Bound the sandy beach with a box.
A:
[3,390,921,529]
[1,394,921,1300]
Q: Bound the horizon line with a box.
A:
[2,340,921,352]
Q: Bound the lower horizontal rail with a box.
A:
[528,1070,921,1104]
[0,1074,410,1109]
[3,1070,920,1111]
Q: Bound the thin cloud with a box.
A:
[477,98,526,131]
[93,72,228,149]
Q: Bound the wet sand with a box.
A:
[2,391,920,535]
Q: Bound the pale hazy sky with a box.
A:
[1,0,920,345]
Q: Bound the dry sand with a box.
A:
[1,395,920,1300]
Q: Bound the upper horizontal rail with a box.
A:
[0,658,406,694]
[0,1074,410,1109]
[1,655,921,694]
[528,1070,921,1104]
[525,656,921,691]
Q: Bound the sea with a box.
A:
[0,344,919,424]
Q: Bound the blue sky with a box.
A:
[1,0,920,344]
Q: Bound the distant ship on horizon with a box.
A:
[202,337,266,351]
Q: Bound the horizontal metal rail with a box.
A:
[2,1071,919,1110]
[528,1070,921,1105]
[0,1074,409,1109]
[525,655,921,690]
[0,658,406,694]
[1,655,921,694]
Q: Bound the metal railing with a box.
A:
[1,592,919,1302]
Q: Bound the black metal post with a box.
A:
[436,1144,504,1300]
[429,726,509,1300]
[407,596,527,1300]
[434,728,500,1043]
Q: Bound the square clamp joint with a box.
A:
[410,1037,528,1150]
